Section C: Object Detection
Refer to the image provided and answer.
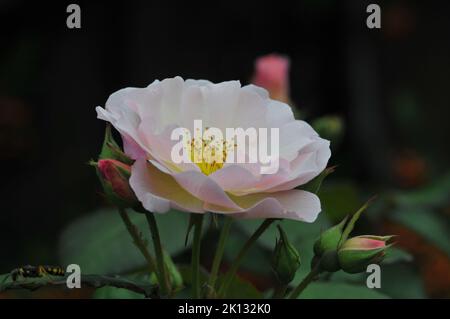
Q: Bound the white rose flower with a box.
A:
[96,76,330,222]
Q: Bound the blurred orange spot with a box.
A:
[383,4,416,40]
[391,150,427,188]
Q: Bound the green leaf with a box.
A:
[217,275,262,299]
[382,247,413,265]
[174,264,209,298]
[299,166,336,195]
[223,226,272,276]
[176,262,262,298]
[230,215,331,280]
[291,237,318,284]
[176,264,209,287]
[391,172,450,208]
[236,213,331,250]
[319,182,360,223]
[93,286,144,299]
[59,209,190,274]
[379,263,426,298]
[0,273,10,285]
[391,208,450,255]
[299,282,389,299]
[330,256,424,298]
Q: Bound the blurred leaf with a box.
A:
[59,209,189,274]
[224,226,271,276]
[176,264,208,287]
[391,172,450,208]
[0,273,10,284]
[299,282,389,299]
[176,262,262,298]
[311,116,344,147]
[236,213,331,250]
[175,264,209,298]
[391,90,421,132]
[328,270,366,284]
[330,251,422,298]
[291,237,318,285]
[234,213,331,283]
[379,263,426,298]
[299,166,336,194]
[382,247,413,265]
[320,182,360,223]
[93,286,144,299]
[217,275,262,299]
[391,208,450,255]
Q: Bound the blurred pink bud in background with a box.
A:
[252,54,291,103]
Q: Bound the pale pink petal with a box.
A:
[158,77,184,126]
[241,84,270,99]
[279,121,318,161]
[266,99,295,127]
[171,170,241,210]
[233,88,268,129]
[130,159,204,213]
[208,164,261,193]
[122,134,147,160]
[266,140,331,192]
[179,85,206,133]
[205,189,321,222]
[202,80,241,130]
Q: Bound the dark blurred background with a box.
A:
[1,0,449,298]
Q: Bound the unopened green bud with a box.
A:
[271,225,301,284]
[313,217,347,257]
[318,250,341,272]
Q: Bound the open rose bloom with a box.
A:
[96,77,330,222]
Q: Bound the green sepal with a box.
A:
[99,124,133,165]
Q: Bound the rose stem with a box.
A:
[272,285,288,299]
[118,208,156,273]
[191,214,205,298]
[288,264,321,299]
[207,216,233,297]
[146,213,171,296]
[218,218,275,297]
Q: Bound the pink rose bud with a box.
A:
[96,159,138,207]
[338,235,393,274]
[252,54,291,103]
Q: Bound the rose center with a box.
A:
[188,129,234,175]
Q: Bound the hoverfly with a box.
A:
[2,265,65,283]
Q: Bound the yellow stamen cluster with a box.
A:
[189,128,235,175]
